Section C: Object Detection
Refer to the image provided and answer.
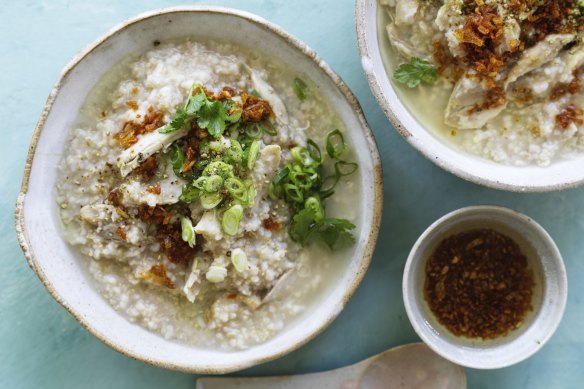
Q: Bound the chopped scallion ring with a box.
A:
[222,204,244,235]
[291,146,314,167]
[245,123,263,139]
[326,129,346,159]
[293,77,308,101]
[306,139,322,164]
[284,183,304,203]
[180,216,196,248]
[230,248,249,272]
[246,140,260,170]
[225,177,248,201]
[206,265,227,283]
[200,192,223,209]
[305,197,324,222]
[204,175,224,192]
[169,144,185,171]
[334,161,359,176]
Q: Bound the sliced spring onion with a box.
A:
[180,185,201,203]
[225,104,243,123]
[203,161,234,179]
[200,192,223,209]
[222,204,244,235]
[206,265,227,283]
[289,170,314,190]
[305,197,324,222]
[204,175,224,192]
[319,174,339,199]
[180,216,196,248]
[334,161,359,177]
[244,179,256,205]
[293,77,308,101]
[224,139,243,163]
[245,123,263,139]
[225,177,248,202]
[230,248,249,272]
[268,182,282,200]
[169,144,185,171]
[193,176,207,190]
[263,120,278,136]
[326,129,346,159]
[306,139,322,164]
[284,183,304,203]
[246,140,260,170]
[273,165,291,185]
[291,146,313,167]
[250,89,261,97]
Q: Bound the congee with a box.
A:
[56,40,359,349]
[381,0,584,166]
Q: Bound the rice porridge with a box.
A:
[380,0,584,166]
[55,40,359,350]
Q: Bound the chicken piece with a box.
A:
[506,34,576,86]
[183,259,203,303]
[394,0,418,26]
[251,144,282,194]
[194,211,223,241]
[445,34,576,129]
[117,128,188,177]
[117,164,186,207]
[80,204,120,226]
[244,64,289,125]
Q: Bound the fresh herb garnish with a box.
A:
[270,129,358,250]
[293,77,308,101]
[158,86,228,138]
[393,57,438,88]
[289,208,356,250]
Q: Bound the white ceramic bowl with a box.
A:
[356,0,584,192]
[15,6,383,373]
[403,206,567,369]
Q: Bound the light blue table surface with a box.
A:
[2,1,583,388]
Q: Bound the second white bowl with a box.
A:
[403,206,567,369]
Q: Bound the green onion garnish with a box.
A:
[200,192,223,209]
[293,77,308,101]
[225,177,248,202]
[206,265,227,283]
[204,175,224,192]
[222,204,244,235]
[246,140,260,170]
[180,216,196,248]
[326,129,346,159]
[334,161,359,177]
[230,248,249,272]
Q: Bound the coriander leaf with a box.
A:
[293,77,307,101]
[289,208,319,245]
[317,218,356,250]
[159,107,188,134]
[250,89,261,97]
[197,100,227,138]
[185,92,207,115]
[393,57,438,88]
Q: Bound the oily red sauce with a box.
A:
[424,228,535,340]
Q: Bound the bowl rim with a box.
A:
[14,5,384,374]
[355,0,583,193]
[402,205,568,369]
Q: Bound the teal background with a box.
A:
[1,1,582,388]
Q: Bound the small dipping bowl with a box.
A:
[403,206,567,369]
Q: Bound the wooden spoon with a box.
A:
[196,343,466,389]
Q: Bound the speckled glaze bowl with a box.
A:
[403,206,567,369]
[14,6,382,373]
[356,0,584,192]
